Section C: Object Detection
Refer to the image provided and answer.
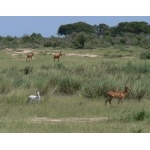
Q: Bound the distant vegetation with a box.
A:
[1,21,150,52]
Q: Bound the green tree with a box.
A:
[58,22,94,35]
[94,24,110,37]
[116,21,150,35]
[73,33,87,49]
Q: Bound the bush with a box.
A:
[23,66,33,75]
[44,41,51,47]
[133,110,146,121]
[3,95,26,105]
[0,78,13,93]
[124,61,150,73]
[140,51,150,59]
[58,76,81,94]
[82,81,110,98]
[51,63,66,70]
[73,33,87,49]
[120,110,146,122]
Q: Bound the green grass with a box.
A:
[0,46,150,132]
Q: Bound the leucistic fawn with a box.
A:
[28,91,41,104]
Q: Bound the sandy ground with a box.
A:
[30,117,108,123]
[4,48,133,59]
[64,53,98,58]
[4,48,99,58]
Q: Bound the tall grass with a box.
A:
[0,59,150,101]
[1,49,150,132]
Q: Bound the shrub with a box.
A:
[0,78,13,93]
[82,81,110,98]
[140,51,150,59]
[132,128,143,133]
[73,33,87,49]
[51,63,66,70]
[124,61,150,73]
[58,76,81,94]
[82,81,101,98]
[4,95,26,105]
[44,41,51,47]
[74,65,85,75]
[23,66,33,75]
[120,110,146,122]
[133,110,146,121]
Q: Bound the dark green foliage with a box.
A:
[58,76,81,94]
[140,51,150,59]
[94,24,110,37]
[51,63,67,70]
[132,128,143,133]
[116,21,150,35]
[58,21,150,37]
[82,81,110,98]
[73,33,87,49]
[133,110,146,121]
[43,41,51,47]
[124,61,150,73]
[74,65,85,75]
[3,95,26,105]
[58,22,94,35]
[23,66,33,75]
[120,110,146,122]
[22,33,43,44]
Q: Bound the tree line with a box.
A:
[58,21,150,36]
[1,21,150,50]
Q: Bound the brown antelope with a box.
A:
[54,51,62,62]
[105,86,129,106]
[26,52,34,62]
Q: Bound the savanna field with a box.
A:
[0,46,150,133]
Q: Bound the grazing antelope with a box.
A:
[26,52,34,62]
[54,51,62,62]
[105,86,129,106]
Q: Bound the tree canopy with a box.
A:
[115,21,150,35]
[58,21,150,36]
[58,22,94,35]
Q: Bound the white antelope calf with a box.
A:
[28,91,41,104]
[53,51,62,62]
[105,86,129,106]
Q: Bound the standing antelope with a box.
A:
[53,51,62,62]
[28,91,41,105]
[26,52,34,62]
[105,86,129,106]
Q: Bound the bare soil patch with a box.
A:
[5,48,99,58]
[30,117,108,123]
[14,49,37,54]
[65,53,98,58]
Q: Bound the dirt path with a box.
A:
[5,48,133,59]
[64,53,98,58]
[30,117,108,123]
[5,48,98,58]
